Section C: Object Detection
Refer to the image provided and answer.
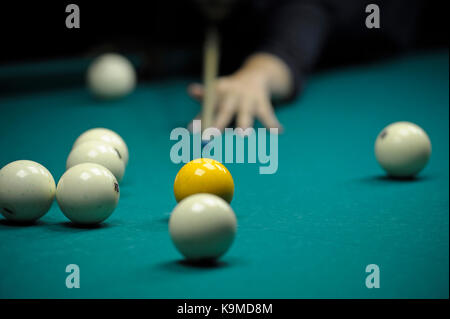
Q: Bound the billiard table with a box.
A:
[0,50,448,299]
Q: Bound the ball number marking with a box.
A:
[114,148,122,159]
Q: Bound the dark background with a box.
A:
[0,1,448,72]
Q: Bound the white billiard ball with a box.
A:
[73,128,129,166]
[87,53,136,100]
[56,163,120,225]
[0,160,56,222]
[169,193,237,261]
[375,121,432,177]
[67,140,125,182]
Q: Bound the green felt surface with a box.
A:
[0,51,448,299]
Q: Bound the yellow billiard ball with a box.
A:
[174,158,234,203]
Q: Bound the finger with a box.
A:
[187,83,204,101]
[236,98,255,133]
[214,94,238,131]
[256,98,284,133]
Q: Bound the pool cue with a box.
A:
[201,25,220,133]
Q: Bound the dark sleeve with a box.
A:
[258,0,331,99]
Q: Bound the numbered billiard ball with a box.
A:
[169,193,237,261]
[87,53,136,100]
[73,128,129,166]
[0,160,56,222]
[174,158,234,203]
[56,163,120,225]
[67,140,125,182]
[375,121,431,177]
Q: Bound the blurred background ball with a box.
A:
[87,53,136,100]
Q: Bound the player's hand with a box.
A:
[187,71,284,134]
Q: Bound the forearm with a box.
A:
[258,1,331,99]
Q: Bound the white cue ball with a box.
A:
[67,140,125,182]
[169,193,237,261]
[87,53,136,100]
[375,121,432,177]
[56,163,120,225]
[0,160,56,222]
[73,128,129,166]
